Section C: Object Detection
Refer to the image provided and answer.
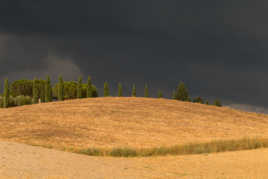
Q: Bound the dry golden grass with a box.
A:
[1,97,268,151]
[1,141,268,179]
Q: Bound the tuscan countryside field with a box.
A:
[1,95,268,178]
[1,1,268,178]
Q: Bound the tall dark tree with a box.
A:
[157,90,163,98]
[87,76,93,98]
[118,82,123,97]
[45,76,52,102]
[10,80,33,97]
[48,77,52,101]
[193,96,204,104]
[58,76,64,101]
[39,80,45,102]
[214,99,222,107]
[103,81,109,97]
[144,84,149,97]
[52,81,98,99]
[172,90,176,99]
[3,79,9,108]
[32,78,38,104]
[175,82,190,101]
[132,84,136,97]
[77,76,83,98]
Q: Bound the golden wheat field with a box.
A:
[1,97,268,151]
[2,97,268,178]
[2,141,268,179]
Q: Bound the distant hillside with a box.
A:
[0,97,268,150]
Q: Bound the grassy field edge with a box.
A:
[29,138,268,157]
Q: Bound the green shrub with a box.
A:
[74,138,268,158]
[10,79,32,97]
[53,81,98,99]
[79,148,103,156]
[214,99,222,107]
[10,79,45,99]
[15,95,32,106]
[8,96,16,107]
[110,148,137,157]
[193,96,204,104]
[0,95,32,107]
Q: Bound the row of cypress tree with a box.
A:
[32,77,53,103]
[103,82,163,98]
[56,76,95,101]
[104,81,183,99]
[103,81,221,106]
[1,76,222,108]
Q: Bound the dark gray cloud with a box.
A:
[0,0,267,112]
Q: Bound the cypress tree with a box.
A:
[10,80,33,97]
[45,76,52,102]
[172,90,176,99]
[77,76,82,98]
[48,78,52,101]
[103,81,109,97]
[214,99,222,107]
[58,76,64,101]
[118,82,123,97]
[144,84,149,97]
[32,78,38,104]
[40,80,45,102]
[3,79,9,108]
[157,90,163,98]
[193,96,204,104]
[132,84,136,97]
[175,82,189,101]
[87,76,93,98]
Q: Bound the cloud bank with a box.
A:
[0,0,267,111]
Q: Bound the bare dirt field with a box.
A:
[1,97,268,150]
[1,141,268,179]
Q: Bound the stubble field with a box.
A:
[1,97,268,178]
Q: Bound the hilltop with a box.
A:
[0,97,268,150]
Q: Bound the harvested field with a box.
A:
[1,141,268,179]
[0,97,268,151]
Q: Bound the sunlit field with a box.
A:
[1,97,268,152]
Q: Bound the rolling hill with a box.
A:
[0,97,268,151]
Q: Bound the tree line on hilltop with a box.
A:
[0,76,222,108]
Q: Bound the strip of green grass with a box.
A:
[76,138,268,157]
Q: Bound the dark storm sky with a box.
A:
[0,0,267,112]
